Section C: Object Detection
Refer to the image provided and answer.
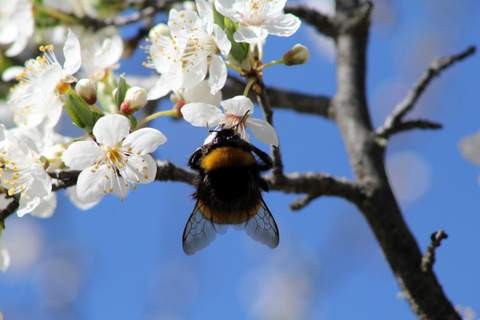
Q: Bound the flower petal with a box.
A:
[147,73,179,100]
[93,114,131,147]
[181,103,224,127]
[213,24,231,56]
[62,140,103,170]
[182,80,222,105]
[111,172,129,199]
[247,117,279,146]
[220,96,254,116]
[123,154,157,184]
[63,29,82,75]
[76,164,110,203]
[122,128,167,155]
[17,195,40,218]
[31,193,57,218]
[208,55,228,95]
[2,66,24,82]
[267,0,288,15]
[90,27,123,72]
[45,95,63,128]
[234,26,268,44]
[264,14,301,37]
[67,186,100,210]
[196,0,213,23]
[214,0,236,18]
[183,57,208,89]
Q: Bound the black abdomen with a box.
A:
[195,166,262,224]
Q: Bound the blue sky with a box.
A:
[1,0,480,319]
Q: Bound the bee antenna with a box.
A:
[234,110,250,131]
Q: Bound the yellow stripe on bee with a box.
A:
[200,147,255,171]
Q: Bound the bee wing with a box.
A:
[182,203,226,255]
[244,198,279,249]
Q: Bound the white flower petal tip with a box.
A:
[67,186,100,211]
[221,96,254,116]
[62,141,102,170]
[63,29,82,75]
[247,118,279,146]
[123,128,167,155]
[181,103,224,127]
[92,114,131,147]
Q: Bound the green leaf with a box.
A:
[213,7,225,29]
[222,17,249,63]
[128,115,138,130]
[65,91,101,131]
[114,75,129,108]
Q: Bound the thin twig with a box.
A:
[0,197,19,223]
[421,230,449,272]
[286,5,338,38]
[255,80,284,179]
[224,77,333,119]
[378,46,476,138]
[290,193,319,211]
[377,119,443,139]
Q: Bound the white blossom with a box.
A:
[62,114,167,203]
[146,0,231,100]
[172,80,222,109]
[0,126,54,217]
[8,29,82,128]
[182,95,278,145]
[77,27,124,79]
[0,0,34,57]
[215,0,301,45]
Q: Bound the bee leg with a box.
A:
[251,146,273,171]
[259,177,270,191]
[188,147,204,170]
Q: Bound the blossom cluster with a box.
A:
[0,0,304,271]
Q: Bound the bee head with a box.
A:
[205,125,241,145]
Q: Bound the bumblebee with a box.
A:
[182,127,279,255]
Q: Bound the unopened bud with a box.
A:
[121,86,147,114]
[283,44,309,66]
[75,79,97,104]
[149,24,170,40]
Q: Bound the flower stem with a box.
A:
[243,78,256,96]
[263,59,285,69]
[138,109,178,127]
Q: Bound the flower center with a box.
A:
[105,147,124,168]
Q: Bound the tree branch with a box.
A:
[224,77,333,119]
[333,0,460,318]
[286,5,338,38]
[0,197,19,224]
[378,46,476,139]
[1,164,364,221]
[421,230,448,273]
